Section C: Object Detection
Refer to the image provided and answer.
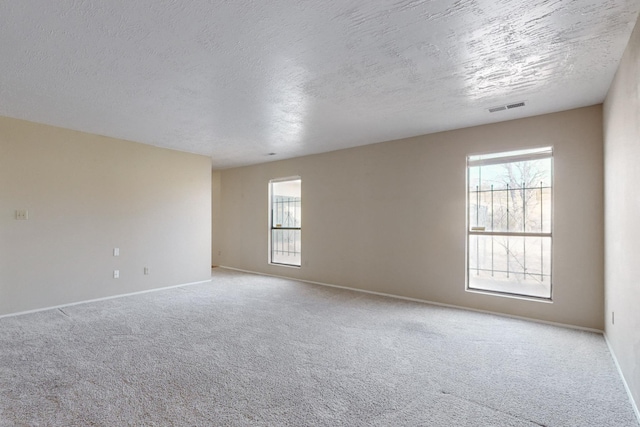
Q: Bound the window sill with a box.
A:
[465,287,553,303]
[268,262,301,269]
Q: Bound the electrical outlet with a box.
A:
[113,248,119,256]
[113,270,120,279]
[144,267,149,275]
[15,209,28,220]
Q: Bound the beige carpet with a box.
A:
[1,268,637,426]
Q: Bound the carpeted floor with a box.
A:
[0,268,637,426]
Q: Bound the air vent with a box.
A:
[488,101,526,113]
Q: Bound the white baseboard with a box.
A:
[0,278,212,319]
[604,334,640,425]
[218,266,603,334]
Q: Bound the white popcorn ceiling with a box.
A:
[0,0,638,169]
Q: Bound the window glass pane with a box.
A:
[468,158,551,233]
[271,229,301,266]
[272,179,301,228]
[468,235,551,299]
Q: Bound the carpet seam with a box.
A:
[440,390,547,426]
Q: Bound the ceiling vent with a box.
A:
[488,106,507,113]
[488,101,526,113]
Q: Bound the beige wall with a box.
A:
[0,116,212,316]
[212,170,222,267]
[216,106,604,330]
[604,14,640,415]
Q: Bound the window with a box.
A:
[269,177,301,267]
[467,147,553,299]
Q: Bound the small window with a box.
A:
[269,177,301,267]
[467,147,553,299]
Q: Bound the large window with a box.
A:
[269,177,301,267]
[467,147,553,299]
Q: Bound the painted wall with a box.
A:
[604,14,640,416]
[212,170,222,267]
[217,106,604,330]
[0,116,212,316]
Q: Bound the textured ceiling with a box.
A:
[0,1,638,169]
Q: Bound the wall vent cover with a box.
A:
[488,101,526,113]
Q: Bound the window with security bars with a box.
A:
[467,147,553,299]
[269,178,301,267]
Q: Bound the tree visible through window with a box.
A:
[467,147,553,299]
[270,178,301,267]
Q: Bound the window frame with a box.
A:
[465,147,554,301]
[268,176,302,268]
